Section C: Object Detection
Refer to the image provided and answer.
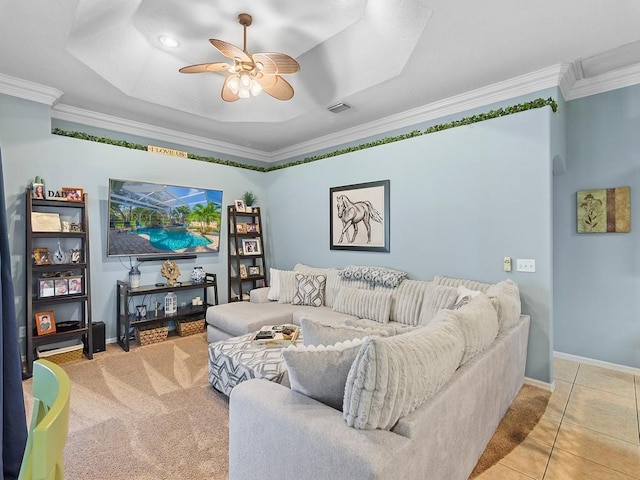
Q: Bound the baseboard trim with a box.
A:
[524,377,555,392]
[554,351,640,376]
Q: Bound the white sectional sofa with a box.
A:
[205,265,529,480]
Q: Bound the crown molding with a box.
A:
[51,104,270,163]
[0,73,63,106]
[562,62,640,100]
[271,65,566,162]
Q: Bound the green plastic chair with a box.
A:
[18,359,71,480]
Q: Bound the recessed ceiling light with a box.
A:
[159,35,179,48]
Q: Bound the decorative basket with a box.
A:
[135,324,169,346]
[36,339,84,365]
[176,318,205,337]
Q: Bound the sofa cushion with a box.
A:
[376,280,430,326]
[333,287,393,324]
[486,279,521,333]
[283,338,364,411]
[343,320,465,430]
[433,275,491,293]
[292,273,326,307]
[340,265,408,288]
[205,302,297,337]
[291,307,360,327]
[300,318,391,346]
[418,283,459,326]
[345,318,416,336]
[435,293,499,365]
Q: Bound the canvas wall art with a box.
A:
[577,186,630,233]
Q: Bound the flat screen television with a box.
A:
[107,178,223,257]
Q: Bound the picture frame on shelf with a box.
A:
[33,183,46,199]
[38,279,55,298]
[236,223,246,234]
[234,199,246,212]
[241,238,261,255]
[62,187,84,202]
[246,223,258,233]
[248,265,261,276]
[329,179,390,252]
[54,278,69,296]
[239,264,248,279]
[35,311,56,336]
[68,276,83,294]
[33,247,51,265]
[69,249,82,263]
[70,222,82,232]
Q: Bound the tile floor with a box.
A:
[476,358,640,479]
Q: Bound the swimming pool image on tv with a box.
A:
[134,227,212,250]
[107,178,223,257]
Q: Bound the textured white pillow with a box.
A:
[453,285,482,309]
[333,287,393,324]
[300,318,391,346]
[433,275,491,293]
[436,293,499,365]
[283,338,364,411]
[343,321,465,430]
[292,273,326,307]
[376,280,431,326]
[418,283,459,326]
[267,268,281,301]
[276,270,297,304]
[486,279,521,333]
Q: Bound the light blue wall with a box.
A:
[1,93,557,382]
[554,84,640,368]
[266,108,555,382]
[0,94,266,344]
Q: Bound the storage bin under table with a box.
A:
[208,332,302,396]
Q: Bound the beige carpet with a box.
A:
[23,334,549,480]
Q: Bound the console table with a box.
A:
[116,273,218,351]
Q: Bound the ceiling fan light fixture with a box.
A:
[228,75,241,94]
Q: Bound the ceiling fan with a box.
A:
[179,13,300,102]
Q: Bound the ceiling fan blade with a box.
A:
[257,75,294,100]
[179,62,231,74]
[210,39,252,62]
[221,76,240,102]
[253,53,300,75]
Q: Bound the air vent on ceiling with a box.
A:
[327,102,352,113]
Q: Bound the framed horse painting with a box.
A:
[330,180,390,252]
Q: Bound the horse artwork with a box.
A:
[336,195,383,244]
[330,180,390,252]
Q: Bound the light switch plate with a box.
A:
[516,259,536,273]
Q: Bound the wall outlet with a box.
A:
[503,257,512,272]
[19,326,26,337]
[516,259,536,273]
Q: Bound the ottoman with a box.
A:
[205,302,297,343]
[208,331,303,395]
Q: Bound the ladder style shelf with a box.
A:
[227,205,268,302]
[25,189,93,374]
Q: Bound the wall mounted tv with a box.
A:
[107,178,223,258]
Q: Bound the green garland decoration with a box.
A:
[51,97,557,173]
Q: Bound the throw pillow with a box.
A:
[343,321,465,430]
[292,273,326,307]
[486,279,521,333]
[376,280,431,326]
[267,268,297,303]
[340,265,408,288]
[300,318,391,346]
[433,275,491,293]
[283,338,364,411]
[417,283,459,326]
[453,285,482,309]
[332,287,393,324]
[436,293,498,365]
